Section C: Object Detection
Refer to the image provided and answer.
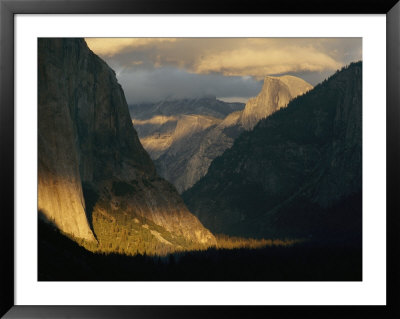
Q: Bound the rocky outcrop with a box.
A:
[132,76,311,193]
[154,114,222,192]
[183,63,362,242]
[239,75,313,130]
[38,38,216,252]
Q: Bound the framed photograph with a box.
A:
[1,0,399,318]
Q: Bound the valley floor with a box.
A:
[38,220,361,281]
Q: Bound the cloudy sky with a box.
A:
[85,38,362,104]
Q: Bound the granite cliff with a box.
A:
[239,75,313,130]
[38,38,216,254]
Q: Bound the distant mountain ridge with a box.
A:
[183,62,362,242]
[129,96,245,120]
[131,76,312,193]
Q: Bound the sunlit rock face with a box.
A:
[154,114,223,193]
[130,97,245,193]
[183,63,362,241]
[132,115,178,159]
[38,38,216,249]
[239,75,313,130]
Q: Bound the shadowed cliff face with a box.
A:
[183,63,362,241]
[38,39,216,250]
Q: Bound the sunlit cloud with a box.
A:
[86,38,360,77]
[193,47,342,79]
[86,38,177,57]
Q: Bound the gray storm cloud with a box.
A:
[116,67,263,104]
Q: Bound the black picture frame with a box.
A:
[1,0,399,318]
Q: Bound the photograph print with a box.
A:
[38,37,362,281]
